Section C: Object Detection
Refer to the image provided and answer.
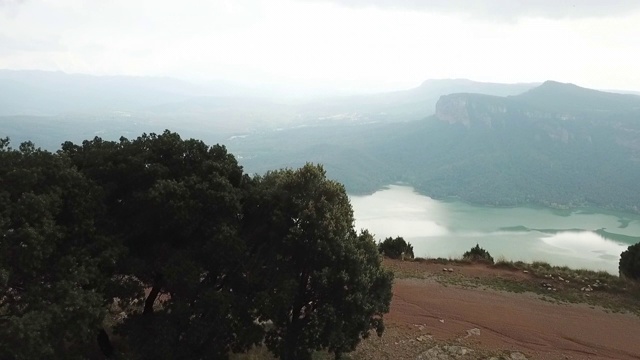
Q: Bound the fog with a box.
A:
[2,0,640,94]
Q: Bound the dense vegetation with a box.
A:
[377,237,414,260]
[229,82,640,212]
[6,74,639,213]
[619,242,640,280]
[0,131,393,360]
[462,244,494,264]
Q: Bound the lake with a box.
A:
[350,185,640,274]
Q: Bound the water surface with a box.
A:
[350,185,640,274]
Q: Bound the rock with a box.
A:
[443,268,448,272]
[466,328,481,337]
[444,345,471,356]
[523,270,529,274]
[439,319,445,323]
[510,352,528,360]
[416,344,474,359]
[417,345,449,359]
[558,276,564,281]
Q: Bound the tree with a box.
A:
[0,139,119,359]
[619,242,640,280]
[462,244,494,264]
[242,164,393,360]
[377,236,414,259]
[62,131,261,359]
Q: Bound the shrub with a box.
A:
[462,244,494,264]
[378,236,414,259]
[619,242,640,280]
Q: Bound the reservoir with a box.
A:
[350,185,640,274]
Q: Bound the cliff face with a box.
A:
[435,94,471,126]
[435,93,509,128]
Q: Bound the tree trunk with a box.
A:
[97,328,114,358]
[143,275,163,315]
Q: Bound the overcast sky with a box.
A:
[2,0,640,94]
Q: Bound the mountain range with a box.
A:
[2,70,640,211]
[228,81,640,212]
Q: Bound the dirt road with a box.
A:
[384,272,640,359]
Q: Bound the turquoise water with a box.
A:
[350,185,640,274]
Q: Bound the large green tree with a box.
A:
[62,131,261,359]
[243,164,393,360]
[2,132,393,359]
[0,139,118,359]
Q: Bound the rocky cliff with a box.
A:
[435,93,509,128]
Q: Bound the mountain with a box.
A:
[294,79,537,124]
[0,70,537,119]
[229,81,640,212]
[0,70,210,116]
[4,71,640,211]
[515,80,640,114]
[0,70,539,148]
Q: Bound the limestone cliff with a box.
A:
[435,93,509,128]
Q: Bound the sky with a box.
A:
[1,0,640,95]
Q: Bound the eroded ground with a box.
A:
[349,259,640,360]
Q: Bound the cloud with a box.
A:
[0,0,27,17]
[302,0,640,20]
[0,34,62,55]
[0,0,26,7]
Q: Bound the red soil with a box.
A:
[385,261,640,359]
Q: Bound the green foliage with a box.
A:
[462,244,494,264]
[1,132,393,359]
[243,164,393,360]
[377,236,414,259]
[0,139,118,359]
[619,242,640,280]
[63,130,261,359]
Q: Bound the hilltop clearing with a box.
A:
[347,259,640,359]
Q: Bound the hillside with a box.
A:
[230,81,640,212]
[0,71,537,148]
[3,71,640,212]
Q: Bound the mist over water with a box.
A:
[350,185,640,274]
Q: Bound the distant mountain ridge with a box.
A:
[0,70,543,147]
[4,70,640,212]
[229,81,640,212]
[435,81,640,127]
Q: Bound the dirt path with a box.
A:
[387,277,640,359]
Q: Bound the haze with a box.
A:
[2,0,640,96]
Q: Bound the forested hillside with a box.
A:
[230,81,640,212]
[3,71,640,212]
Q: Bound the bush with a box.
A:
[619,242,640,280]
[378,236,414,259]
[462,244,494,264]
